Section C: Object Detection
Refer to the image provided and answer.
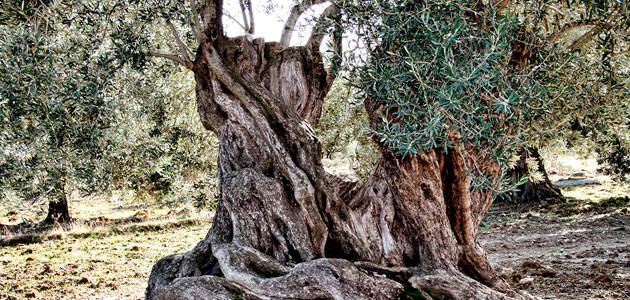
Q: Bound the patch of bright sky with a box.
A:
[222,0,329,46]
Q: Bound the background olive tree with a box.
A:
[0,1,116,223]
[0,0,220,224]
[108,65,219,209]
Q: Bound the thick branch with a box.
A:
[280,0,326,47]
[200,0,224,41]
[304,2,343,84]
[147,52,193,69]
[547,21,595,45]
[190,0,203,43]
[306,3,341,51]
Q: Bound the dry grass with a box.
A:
[0,218,210,299]
[0,194,212,300]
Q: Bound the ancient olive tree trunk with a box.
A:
[512,148,563,203]
[146,1,533,299]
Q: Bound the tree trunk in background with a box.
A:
[512,148,563,203]
[43,179,71,224]
[508,27,563,204]
[146,2,533,299]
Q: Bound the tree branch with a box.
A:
[147,52,193,70]
[224,11,248,32]
[490,0,511,12]
[568,25,603,50]
[613,49,630,57]
[190,0,203,43]
[546,21,595,45]
[245,0,255,34]
[569,9,623,51]
[200,0,224,42]
[166,19,194,62]
[280,0,326,48]
[306,3,340,51]
[238,0,250,33]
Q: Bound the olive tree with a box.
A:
[0,2,115,223]
[135,0,539,298]
[26,0,626,298]
[505,0,630,202]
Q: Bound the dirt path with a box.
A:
[480,197,630,299]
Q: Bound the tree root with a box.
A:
[157,276,236,300]
[148,243,540,300]
[409,269,537,300]
[148,243,405,300]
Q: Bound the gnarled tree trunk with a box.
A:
[511,147,563,203]
[146,1,533,299]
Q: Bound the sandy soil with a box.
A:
[480,197,630,299]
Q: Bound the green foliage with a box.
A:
[0,0,54,25]
[540,47,630,180]
[339,0,630,188]
[597,135,630,181]
[0,19,114,205]
[501,0,630,178]
[0,0,219,216]
[59,0,199,70]
[108,66,219,208]
[344,0,549,190]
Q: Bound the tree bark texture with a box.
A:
[146,2,533,299]
[44,179,71,224]
[511,148,563,203]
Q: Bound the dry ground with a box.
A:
[481,182,630,299]
[0,198,211,300]
[1,160,629,299]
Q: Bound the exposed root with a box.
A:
[157,276,236,300]
[148,243,405,300]
[409,269,538,300]
[212,243,405,299]
[148,243,540,300]
[147,253,207,300]
[353,261,413,282]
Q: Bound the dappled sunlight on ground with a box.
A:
[0,195,213,300]
[481,185,630,299]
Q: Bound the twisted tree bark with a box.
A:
[146,1,534,299]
